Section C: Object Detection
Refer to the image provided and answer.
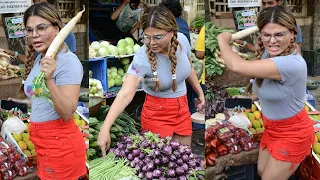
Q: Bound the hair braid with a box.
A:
[169,32,178,92]
[25,44,35,80]
[146,45,161,91]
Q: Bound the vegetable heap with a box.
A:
[89,38,141,58]
[89,78,104,97]
[87,105,140,160]
[108,131,205,180]
[89,152,138,180]
[0,51,22,80]
[205,22,234,77]
[191,53,203,80]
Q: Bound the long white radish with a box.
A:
[45,5,86,57]
[231,26,259,41]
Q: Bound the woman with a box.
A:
[217,6,314,180]
[98,4,205,157]
[236,0,302,54]
[21,2,86,179]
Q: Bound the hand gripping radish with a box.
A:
[32,6,86,105]
[231,26,259,41]
[217,26,259,65]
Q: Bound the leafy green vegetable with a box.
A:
[192,17,205,29]
[32,71,53,106]
[205,22,234,77]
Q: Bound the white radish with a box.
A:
[231,26,259,41]
[45,5,86,57]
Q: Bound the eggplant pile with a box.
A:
[109,132,205,180]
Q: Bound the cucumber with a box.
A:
[94,122,104,130]
[89,117,99,126]
[89,128,96,134]
[115,131,123,137]
[89,141,98,148]
[113,124,123,132]
[110,133,116,140]
[115,119,127,127]
[110,126,118,133]
[128,126,138,134]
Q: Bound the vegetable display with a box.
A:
[191,53,203,80]
[87,105,140,160]
[205,22,234,77]
[108,131,205,180]
[0,51,23,80]
[89,152,138,180]
[89,38,141,58]
[205,120,258,167]
[89,78,104,97]
[0,138,33,179]
[32,6,86,105]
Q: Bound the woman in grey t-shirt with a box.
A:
[13,3,86,179]
[98,5,205,157]
[217,6,314,180]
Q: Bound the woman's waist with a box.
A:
[30,117,76,130]
[262,108,309,125]
[145,93,188,104]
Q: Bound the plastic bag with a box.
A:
[1,116,26,134]
[228,113,251,130]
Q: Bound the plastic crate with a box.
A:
[89,57,108,94]
[303,49,320,77]
[226,164,255,180]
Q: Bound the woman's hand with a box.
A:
[8,107,22,117]
[40,56,56,81]
[98,123,112,158]
[217,32,232,44]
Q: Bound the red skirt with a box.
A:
[141,94,192,137]
[260,109,314,168]
[29,119,87,180]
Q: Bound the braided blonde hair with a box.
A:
[140,3,181,92]
[247,6,298,93]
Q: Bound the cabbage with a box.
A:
[100,41,109,48]
[115,77,122,86]
[120,58,130,65]
[89,47,97,58]
[117,68,124,76]
[118,47,127,55]
[98,47,109,57]
[126,46,133,55]
[109,71,118,79]
[124,64,129,72]
[133,44,141,53]
[108,45,118,56]
[110,67,117,72]
[125,37,134,47]
[117,39,127,47]
[108,79,115,88]
[91,41,100,50]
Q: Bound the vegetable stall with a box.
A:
[203,21,320,179]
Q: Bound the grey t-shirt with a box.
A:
[253,51,307,120]
[24,48,83,122]
[127,32,191,98]
[115,4,141,33]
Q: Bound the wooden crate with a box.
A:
[56,0,81,22]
